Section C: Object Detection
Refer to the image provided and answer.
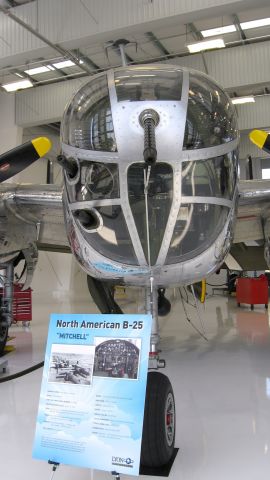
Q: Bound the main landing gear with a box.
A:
[0,262,14,356]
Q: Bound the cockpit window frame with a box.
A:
[61,65,239,269]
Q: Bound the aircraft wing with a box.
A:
[228,180,270,270]
[236,179,270,243]
[0,183,70,254]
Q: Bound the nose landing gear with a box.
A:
[87,278,176,469]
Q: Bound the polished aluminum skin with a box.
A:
[61,64,239,287]
[0,184,64,288]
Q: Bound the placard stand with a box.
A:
[47,452,180,479]
[48,460,59,479]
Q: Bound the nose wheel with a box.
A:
[141,371,176,467]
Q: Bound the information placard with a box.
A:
[33,314,152,476]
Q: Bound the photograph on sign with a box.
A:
[93,337,141,379]
[48,343,95,386]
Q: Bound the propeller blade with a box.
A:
[0,136,52,182]
[249,129,270,154]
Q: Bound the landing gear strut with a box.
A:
[140,285,176,468]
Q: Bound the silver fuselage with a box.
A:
[61,64,239,287]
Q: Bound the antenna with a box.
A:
[105,39,137,67]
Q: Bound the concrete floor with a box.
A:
[1,289,270,480]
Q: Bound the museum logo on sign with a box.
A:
[112,456,134,468]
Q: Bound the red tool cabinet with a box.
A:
[0,284,32,323]
[236,275,269,310]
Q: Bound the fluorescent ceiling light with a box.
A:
[187,38,225,53]
[231,96,255,104]
[201,25,236,37]
[53,60,75,69]
[15,72,24,78]
[241,17,270,30]
[24,66,50,75]
[47,65,55,71]
[2,79,33,92]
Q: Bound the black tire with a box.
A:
[251,304,254,310]
[265,304,268,309]
[238,303,240,307]
[141,372,175,467]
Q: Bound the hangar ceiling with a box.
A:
[0,0,268,95]
[0,0,270,165]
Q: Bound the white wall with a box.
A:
[0,92,22,154]
[31,251,89,301]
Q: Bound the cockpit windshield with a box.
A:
[114,67,183,101]
[182,151,238,200]
[78,162,119,201]
[128,163,173,265]
[61,74,117,152]
[75,205,138,265]
[183,72,237,149]
[166,203,229,264]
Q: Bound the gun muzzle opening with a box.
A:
[57,154,78,179]
[74,208,102,232]
[139,109,160,166]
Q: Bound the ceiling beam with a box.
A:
[11,68,38,84]
[71,49,100,71]
[0,5,94,75]
[232,13,249,45]
[187,22,209,74]
[187,22,204,41]
[145,31,170,56]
